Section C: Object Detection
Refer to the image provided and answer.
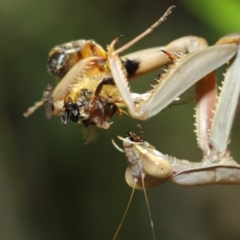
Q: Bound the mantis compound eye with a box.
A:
[141,148,173,178]
[125,145,173,189]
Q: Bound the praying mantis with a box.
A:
[22,5,240,240]
[113,31,240,187]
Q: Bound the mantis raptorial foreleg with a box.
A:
[109,34,239,120]
[113,33,240,188]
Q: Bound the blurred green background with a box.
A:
[1,0,240,239]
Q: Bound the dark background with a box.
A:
[1,0,240,239]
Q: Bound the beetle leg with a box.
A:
[23,85,53,118]
[91,77,114,103]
